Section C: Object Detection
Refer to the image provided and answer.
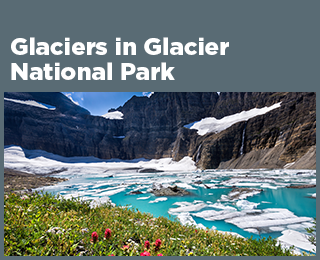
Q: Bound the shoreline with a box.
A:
[4,168,68,194]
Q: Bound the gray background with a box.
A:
[1,0,319,92]
[1,0,318,257]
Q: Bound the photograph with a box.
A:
[4,92,316,256]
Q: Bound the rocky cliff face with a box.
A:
[4,92,316,169]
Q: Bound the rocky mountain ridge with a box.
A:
[4,92,316,169]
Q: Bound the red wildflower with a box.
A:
[91,231,98,243]
[104,228,112,239]
[195,229,198,233]
[144,240,150,249]
[140,251,151,256]
[121,245,130,250]
[157,253,163,256]
[109,254,115,256]
[154,239,161,250]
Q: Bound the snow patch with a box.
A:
[102,111,124,120]
[4,145,196,175]
[184,102,281,136]
[4,97,56,110]
[143,92,154,98]
[284,162,295,168]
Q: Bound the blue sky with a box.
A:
[62,92,153,115]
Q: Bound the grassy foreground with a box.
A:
[4,192,298,256]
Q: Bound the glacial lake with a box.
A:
[4,145,316,251]
[39,169,316,241]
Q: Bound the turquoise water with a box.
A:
[41,169,316,243]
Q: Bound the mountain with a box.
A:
[4,92,316,170]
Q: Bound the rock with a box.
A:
[129,190,143,195]
[151,184,192,196]
[4,168,67,193]
[138,168,164,173]
[287,184,316,189]
[4,92,316,170]
[228,187,263,200]
[103,175,114,178]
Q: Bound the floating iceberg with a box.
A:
[277,229,316,253]
[176,212,206,229]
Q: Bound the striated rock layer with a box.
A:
[4,92,316,170]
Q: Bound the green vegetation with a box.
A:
[306,218,316,248]
[4,192,299,256]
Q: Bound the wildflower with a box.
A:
[154,239,161,251]
[91,231,98,243]
[155,239,161,248]
[140,251,151,256]
[109,254,115,256]
[121,245,130,250]
[188,252,194,256]
[195,229,198,233]
[144,240,150,249]
[157,253,163,256]
[104,228,112,239]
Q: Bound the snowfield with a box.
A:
[184,102,281,135]
[4,97,56,110]
[4,145,197,175]
[101,111,124,120]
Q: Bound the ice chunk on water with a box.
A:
[277,229,316,253]
[244,228,260,234]
[137,196,151,200]
[236,200,260,210]
[192,210,244,221]
[169,203,207,213]
[90,187,126,197]
[208,202,236,211]
[269,226,285,232]
[149,197,168,203]
[226,208,313,229]
[176,212,206,229]
[175,183,197,190]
